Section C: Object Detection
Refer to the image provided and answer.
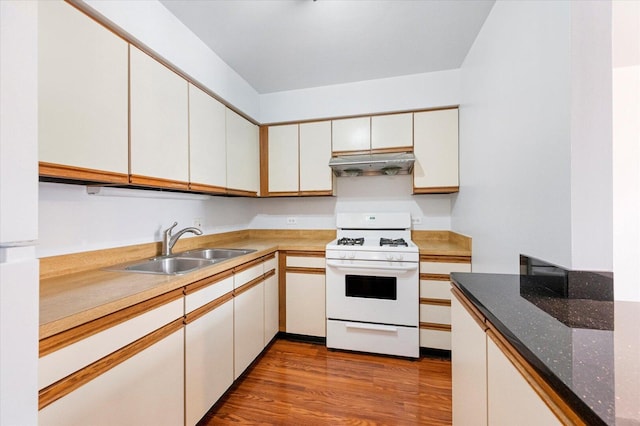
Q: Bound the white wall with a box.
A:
[452,1,573,273]
[260,69,460,123]
[612,0,640,302]
[81,0,260,119]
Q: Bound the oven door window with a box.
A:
[345,275,397,300]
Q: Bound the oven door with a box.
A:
[326,258,419,327]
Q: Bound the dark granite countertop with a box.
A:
[451,272,640,426]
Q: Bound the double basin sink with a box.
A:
[107,248,256,276]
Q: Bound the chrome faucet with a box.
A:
[162,222,203,256]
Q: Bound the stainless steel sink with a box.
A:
[105,248,256,275]
[107,256,215,275]
[177,248,256,261]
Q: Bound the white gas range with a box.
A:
[325,213,419,358]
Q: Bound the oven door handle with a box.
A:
[326,259,418,272]
[345,323,398,333]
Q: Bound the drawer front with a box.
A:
[185,275,234,313]
[421,261,471,275]
[420,328,451,350]
[39,298,183,389]
[420,279,452,300]
[263,256,277,273]
[327,319,419,358]
[234,263,263,289]
[286,255,325,269]
[420,304,451,325]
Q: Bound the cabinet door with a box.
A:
[38,0,128,181]
[188,84,226,193]
[185,299,233,426]
[264,271,279,345]
[487,336,561,426]
[371,113,413,151]
[299,121,333,193]
[451,293,487,426]
[268,124,299,193]
[234,283,264,379]
[286,272,326,337]
[332,117,370,153]
[413,109,459,193]
[226,109,259,195]
[130,46,189,187]
[39,328,184,426]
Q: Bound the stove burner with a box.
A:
[337,237,364,246]
[380,238,408,247]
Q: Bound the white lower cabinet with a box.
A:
[39,327,184,426]
[451,292,488,426]
[184,274,234,426]
[234,281,264,380]
[285,253,326,337]
[452,290,562,426]
[487,336,562,426]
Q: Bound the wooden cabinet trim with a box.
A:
[233,276,264,297]
[421,273,452,281]
[284,250,326,258]
[420,255,472,263]
[39,317,183,410]
[259,125,269,196]
[184,270,234,295]
[264,269,276,280]
[370,146,414,155]
[413,186,459,194]
[451,287,488,331]
[129,174,189,190]
[285,266,326,275]
[39,162,129,184]
[419,322,451,332]
[264,191,300,197]
[226,188,258,197]
[188,182,227,195]
[184,292,233,324]
[233,257,264,274]
[298,190,334,197]
[39,288,183,357]
[486,330,586,426]
[420,298,451,307]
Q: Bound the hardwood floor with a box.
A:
[199,338,452,425]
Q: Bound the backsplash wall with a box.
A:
[38,175,452,257]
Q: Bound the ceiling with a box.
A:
[160,0,495,94]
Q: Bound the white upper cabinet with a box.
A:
[332,117,370,153]
[38,0,128,182]
[267,124,299,193]
[129,46,189,188]
[413,109,459,193]
[226,109,260,195]
[371,113,413,151]
[299,121,333,193]
[188,84,226,193]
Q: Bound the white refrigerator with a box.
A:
[0,1,39,424]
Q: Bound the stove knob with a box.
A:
[396,254,404,261]
[347,252,356,259]
[339,252,346,259]
[386,254,394,261]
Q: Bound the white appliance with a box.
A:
[0,2,39,424]
[325,213,419,358]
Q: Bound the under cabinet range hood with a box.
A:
[328,152,415,177]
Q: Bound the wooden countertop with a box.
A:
[40,230,471,340]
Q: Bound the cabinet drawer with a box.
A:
[420,304,451,325]
[185,275,233,314]
[263,256,277,273]
[286,256,325,269]
[420,279,452,300]
[234,263,263,289]
[39,298,183,390]
[420,328,451,350]
[420,261,471,275]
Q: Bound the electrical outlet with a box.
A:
[193,218,203,228]
[286,217,297,225]
[412,216,422,225]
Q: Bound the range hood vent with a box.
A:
[328,152,415,177]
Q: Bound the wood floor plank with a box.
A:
[199,339,452,425]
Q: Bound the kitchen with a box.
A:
[1,0,638,425]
